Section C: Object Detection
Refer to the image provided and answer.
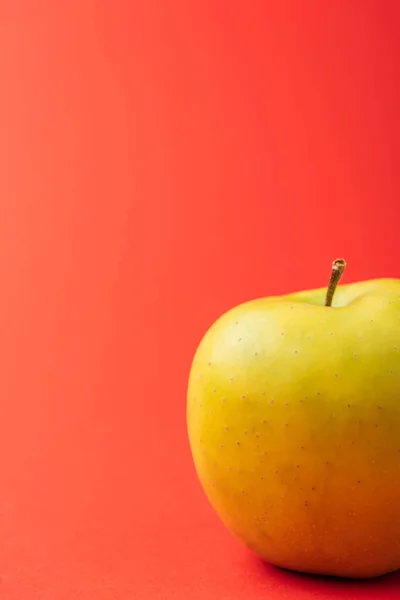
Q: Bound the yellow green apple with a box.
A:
[186,260,400,578]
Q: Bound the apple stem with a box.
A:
[325,259,347,307]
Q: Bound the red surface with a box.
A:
[0,1,399,598]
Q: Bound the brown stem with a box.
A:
[325,259,347,307]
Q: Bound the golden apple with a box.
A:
[187,260,400,578]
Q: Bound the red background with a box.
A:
[0,1,399,598]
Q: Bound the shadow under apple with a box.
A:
[249,554,400,599]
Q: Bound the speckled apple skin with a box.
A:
[187,279,400,578]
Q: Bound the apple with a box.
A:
[186,260,400,578]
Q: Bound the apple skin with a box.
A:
[187,278,400,578]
